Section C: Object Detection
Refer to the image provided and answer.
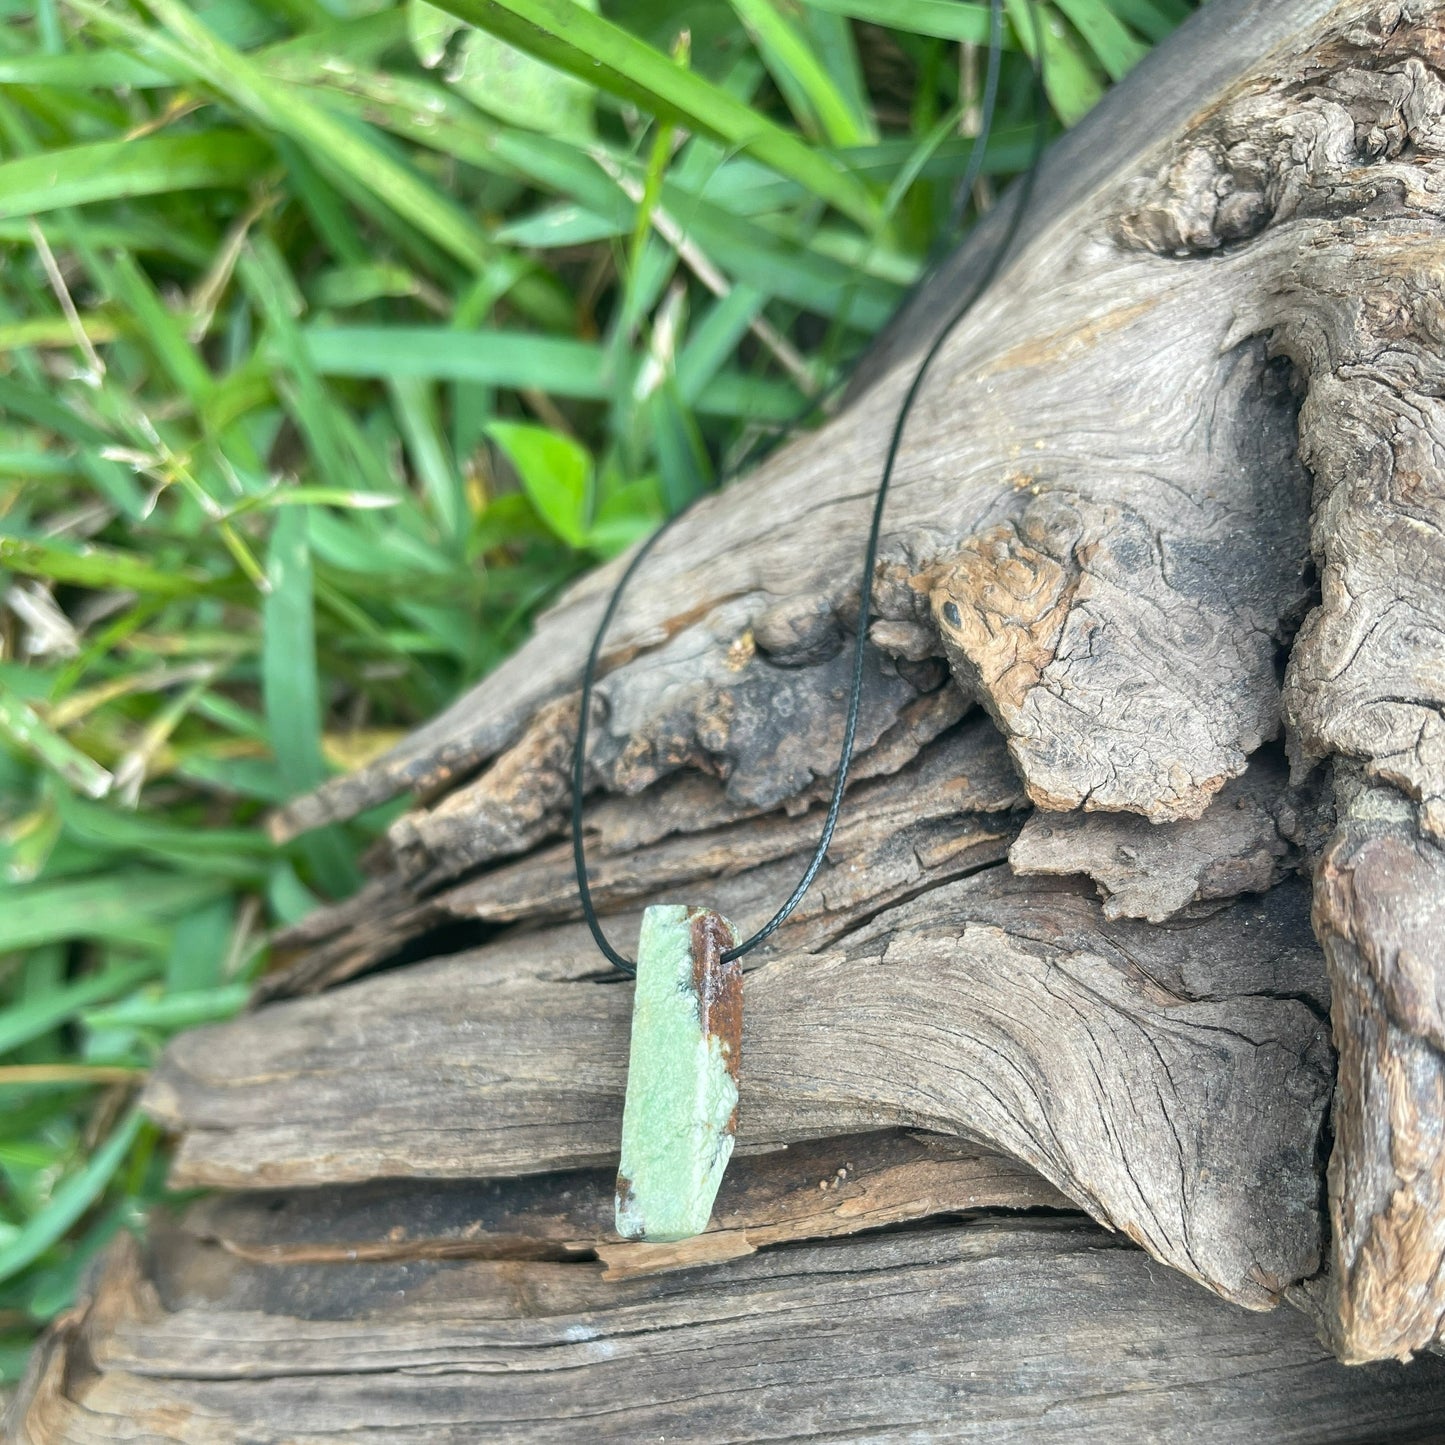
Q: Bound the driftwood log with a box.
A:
[12,0,1445,1437]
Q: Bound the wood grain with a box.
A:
[1313,776,1445,1363]
[142,873,1332,1310]
[12,1220,1445,1444]
[1009,748,1306,922]
[178,1130,1072,1278]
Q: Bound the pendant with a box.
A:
[615,904,742,1242]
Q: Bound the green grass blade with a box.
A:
[261,508,360,896]
[802,0,999,43]
[0,537,216,597]
[55,795,272,872]
[0,960,157,1055]
[81,985,251,1032]
[0,691,112,799]
[0,1109,144,1287]
[1053,0,1149,80]
[389,377,467,548]
[675,284,766,403]
[1104,0,1188,40]
[425,0,882,229]
[798,5,872,136]
[164,898,233,993]
[300,325,802,419]
[1008,0,1103,125]
[0,875,225,954]
[0,52,169,86]
[0,133,271,220]
[263,507,328,799]
[0,9,406,89]
[729,0,876,146]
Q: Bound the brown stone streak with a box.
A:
[688,908,743,1091]
[614,1170,638,1235]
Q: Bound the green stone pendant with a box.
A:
[615,905,742,1242]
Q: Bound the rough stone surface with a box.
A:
[615,906,742,1242]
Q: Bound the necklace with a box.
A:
[573,1,1045,1243]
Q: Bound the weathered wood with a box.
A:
[13,1219,1445,1445]
[1311,772,1445,1364]
[1130,4,1445,1361]
[179,1130,1073,1278]
[1009,747,1308,923]
[261,708,1018,996]
[140,871,1333,1310]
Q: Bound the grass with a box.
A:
[0,0,1194,1387]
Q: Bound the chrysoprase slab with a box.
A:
[615,905,742,1242]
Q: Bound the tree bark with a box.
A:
[13,0,1445,1437]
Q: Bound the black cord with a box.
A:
[573,1,1049,972]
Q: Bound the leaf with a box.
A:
[164,898,235,993]
[2,802,63,885]
[675,284,767,403]
[409,0,598,141]
[588,474,665,556]
[1053,0,1149,80]
[0,537,216,597]
[389,376,468,546]
[0,1109,144,1286]
[0,133,271,220]
[0,875,225,956]
[495,204,621,249]
[55,794,272,875]
[300,326,803,418]
[423,0,882,229]
[0,51,169,86]
[81,984,251,1032]
[802,0,999,43]
[0,958,159,1055]
[0,316,124,352]
[1102,0,1188,42]
[221,487,402,519]
[486,422,593,548]
[308,263,425,308]
[1007,0,1103,126]
[649,381,712,512]
[0,691,112,799]
[261,508,360,897]
[728,0,876,146]
[267,859,320,927]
